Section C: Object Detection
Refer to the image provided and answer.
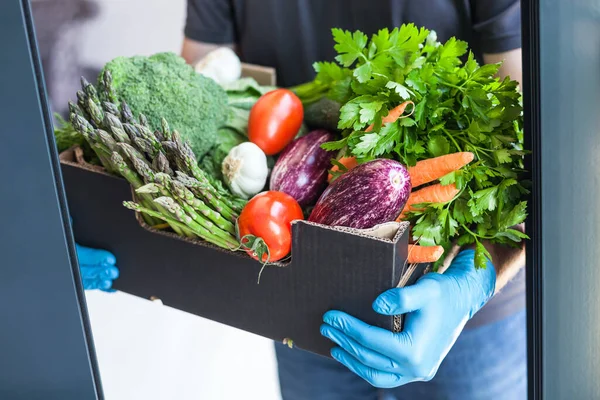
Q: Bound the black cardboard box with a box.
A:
[60,149,429,357]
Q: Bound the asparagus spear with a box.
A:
[152,151,173,175]
[87,98,104,127]
[139,113,149,128]
[155,173,236,234]
[112,152,190,235]
[134,137,155,157]
[96,129,118,152]
[123,123,142,142]
[68,102,85,118]
[177,199,239,245]
[171,130,195,161]
[161,118,172,141]
[110,152,144,188]
[110,152,157,226]
[121,101,136,124]
[137,182,238,244]
[101,70,120,106]
[103,101,120,117]
[76,90,89,118]
[70,113,115,171]
[174,171,239,222]
[104,113,131,144]
[118,143,154,183]
[153,129,165,143]
[135,123,162,153]
[116,142,150,166]
[81,77,101,106]
[123,201,200,240]
[114,145,195,237]
[153,197,238,249]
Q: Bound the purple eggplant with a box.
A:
[269,129,336,206]
[308,159,411,229]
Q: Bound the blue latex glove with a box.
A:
[320,249,496,388]
[75,244,119,292]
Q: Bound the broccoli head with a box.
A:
[98,52,229,159]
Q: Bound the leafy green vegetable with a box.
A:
[98,52,230,160]
[199,127,246,180]
[53,113,99,164]
[221,77,277,136]
[200,78,279,181]
[294,25,529,269]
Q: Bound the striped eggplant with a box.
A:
[308,159,411,229]
[269,129,336,206]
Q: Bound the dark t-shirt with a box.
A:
[184,0,521,87]
[184,0,525,327]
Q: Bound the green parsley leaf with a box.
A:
[497,229,529,242]
[438,37,468,65]
[386,81,414,99]
[354,62,373,83]
[412,212,443,246]
[353,133,380,155]
[320,137,348,152]
[465,52,479,75]
[400,118,416,127]
[427,135,450,157]
[473,186,499,212]
[406,69,427,93]
[359,100,384,124]
[500,201,528,230]
[494,149,512,164]
[474,241,492,269]
[332,28,368,67]
[314,61,349,82]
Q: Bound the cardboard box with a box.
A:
[240,63,277,86]
[61,148,431,357]
[58,64,429,357]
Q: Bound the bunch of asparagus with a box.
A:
[68,71,245,250]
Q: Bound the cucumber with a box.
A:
[303,97,341,132]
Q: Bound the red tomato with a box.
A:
[248,89,304,156]
[238,191,304,262]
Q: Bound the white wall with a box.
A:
[86,291,281,400]
[76,0,188,64]
[73,1,281,398]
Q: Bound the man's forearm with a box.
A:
[484,48,523,88]
[180,37,236,66]
[484,226,526,294]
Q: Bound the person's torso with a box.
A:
[230,0,478,86]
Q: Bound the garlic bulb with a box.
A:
[222,142,268,199]
[194,47,242,85]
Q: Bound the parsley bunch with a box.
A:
[295,24,530,269]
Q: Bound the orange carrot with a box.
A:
[397,183,460,221]
[407,244,445,263]
[408,152,475,188]
[327,156,359,182]
[365,101,414,133]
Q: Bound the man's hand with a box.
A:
[75,244,119,291]
[320,249,496,388]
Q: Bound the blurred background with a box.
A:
[32,1,281,399]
